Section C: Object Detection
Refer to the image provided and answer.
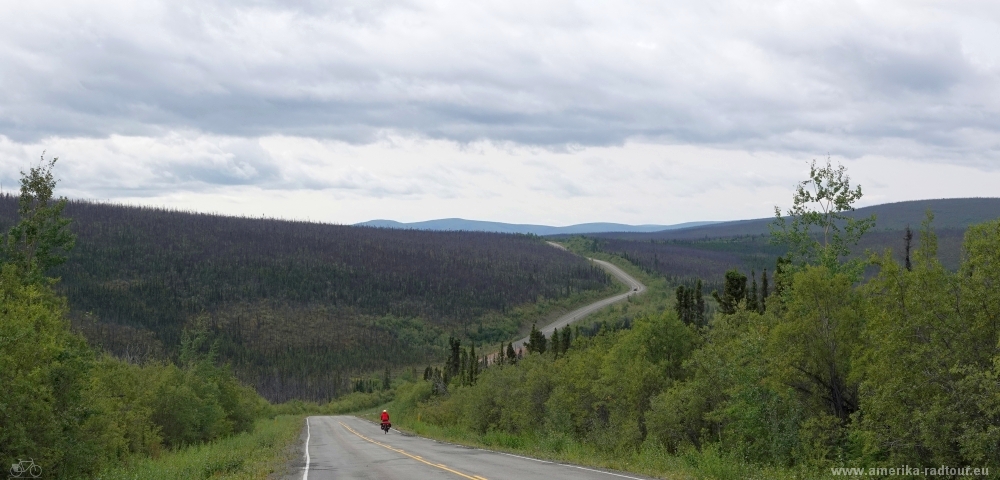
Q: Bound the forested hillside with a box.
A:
[390,220,1000,476]
[0,195,613,402]
[386,165,1000,477]
[565,197,997,288]
[586,197,1000,241]
[577,228,968,290]
[2,160,276,478]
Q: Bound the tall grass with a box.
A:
[97,415,304,480]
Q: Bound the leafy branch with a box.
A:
[770,157,874,280]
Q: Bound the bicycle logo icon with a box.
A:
[9,459,41,478]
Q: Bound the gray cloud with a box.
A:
[2,0,1000,170]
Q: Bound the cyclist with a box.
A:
[380,410,391,433]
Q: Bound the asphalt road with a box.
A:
[508,244,647,352]
[296,415,657,480]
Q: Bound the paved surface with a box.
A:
[508,244,647,352]
[296,415,657,480]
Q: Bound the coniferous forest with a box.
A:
[575,224,971,292]
[0,195,613,401]
[385,161,1000,476]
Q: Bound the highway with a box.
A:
[508,243,647,352]
[295,415,657,480]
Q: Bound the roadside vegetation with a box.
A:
[0,158,620,478]
[96,415,303,480]
[9,156,999,478]
[367,160,1000,479]
[0,159,296,478]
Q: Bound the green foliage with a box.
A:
[747,270,759,313]
[399,311,700,451]
[770,267,862,423]
[712,269,747,315]
[760,268,769,313]
[0,264,107,477]
[0,261,267,476]
[1,155,76,285]
[853,215,1000,467]
[673,280,706,327]
[0,162,269,477]
[525,323,547,354]
[771,158,875,279]
[396,214,1000,477]
[97,415,303,480]
[270,390,394,416]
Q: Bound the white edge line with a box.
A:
[494,451,648,480]
[348,416,648,480]
[302,417,311,480]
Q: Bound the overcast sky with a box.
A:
[2,0,999,225]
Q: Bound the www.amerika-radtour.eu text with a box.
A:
[831,466,989,476]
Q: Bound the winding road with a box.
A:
[295,416,656,480]
[291,244,650,479]
[508,243,646,352]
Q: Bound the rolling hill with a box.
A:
[0,196,614,402]
[585,198,1000,241]
[569,198,1000,292]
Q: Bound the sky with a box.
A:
[1,0,999,226]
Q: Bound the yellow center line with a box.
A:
[339,422,488,480]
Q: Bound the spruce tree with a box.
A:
[675,285,688,322]
[526,323,547,354]
[550,328,560,358]
[445,337,462,380]
[460,348,469,385]
[694,279,706,326]
[469,343,478,384]
[525,324,538,353]
[560,327,571,353]
[904,225,913,271]
[760,269,769,313]
[712,269,747,315]
[748,270,759,313]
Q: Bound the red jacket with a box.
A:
[381,411,390,423]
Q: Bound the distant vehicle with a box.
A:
[633,287,638,291]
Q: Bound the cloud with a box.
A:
[1,1,998,225]
[3,132,999,226]
[1,0,998,163]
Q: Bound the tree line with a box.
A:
[391,160,1000,473]
[0,186,614,401]
[1,158,269,478]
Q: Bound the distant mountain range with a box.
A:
[357,198,1000,238]
[579,197,1000,287]
[584,197,1000,241]
[355,218,721,235]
